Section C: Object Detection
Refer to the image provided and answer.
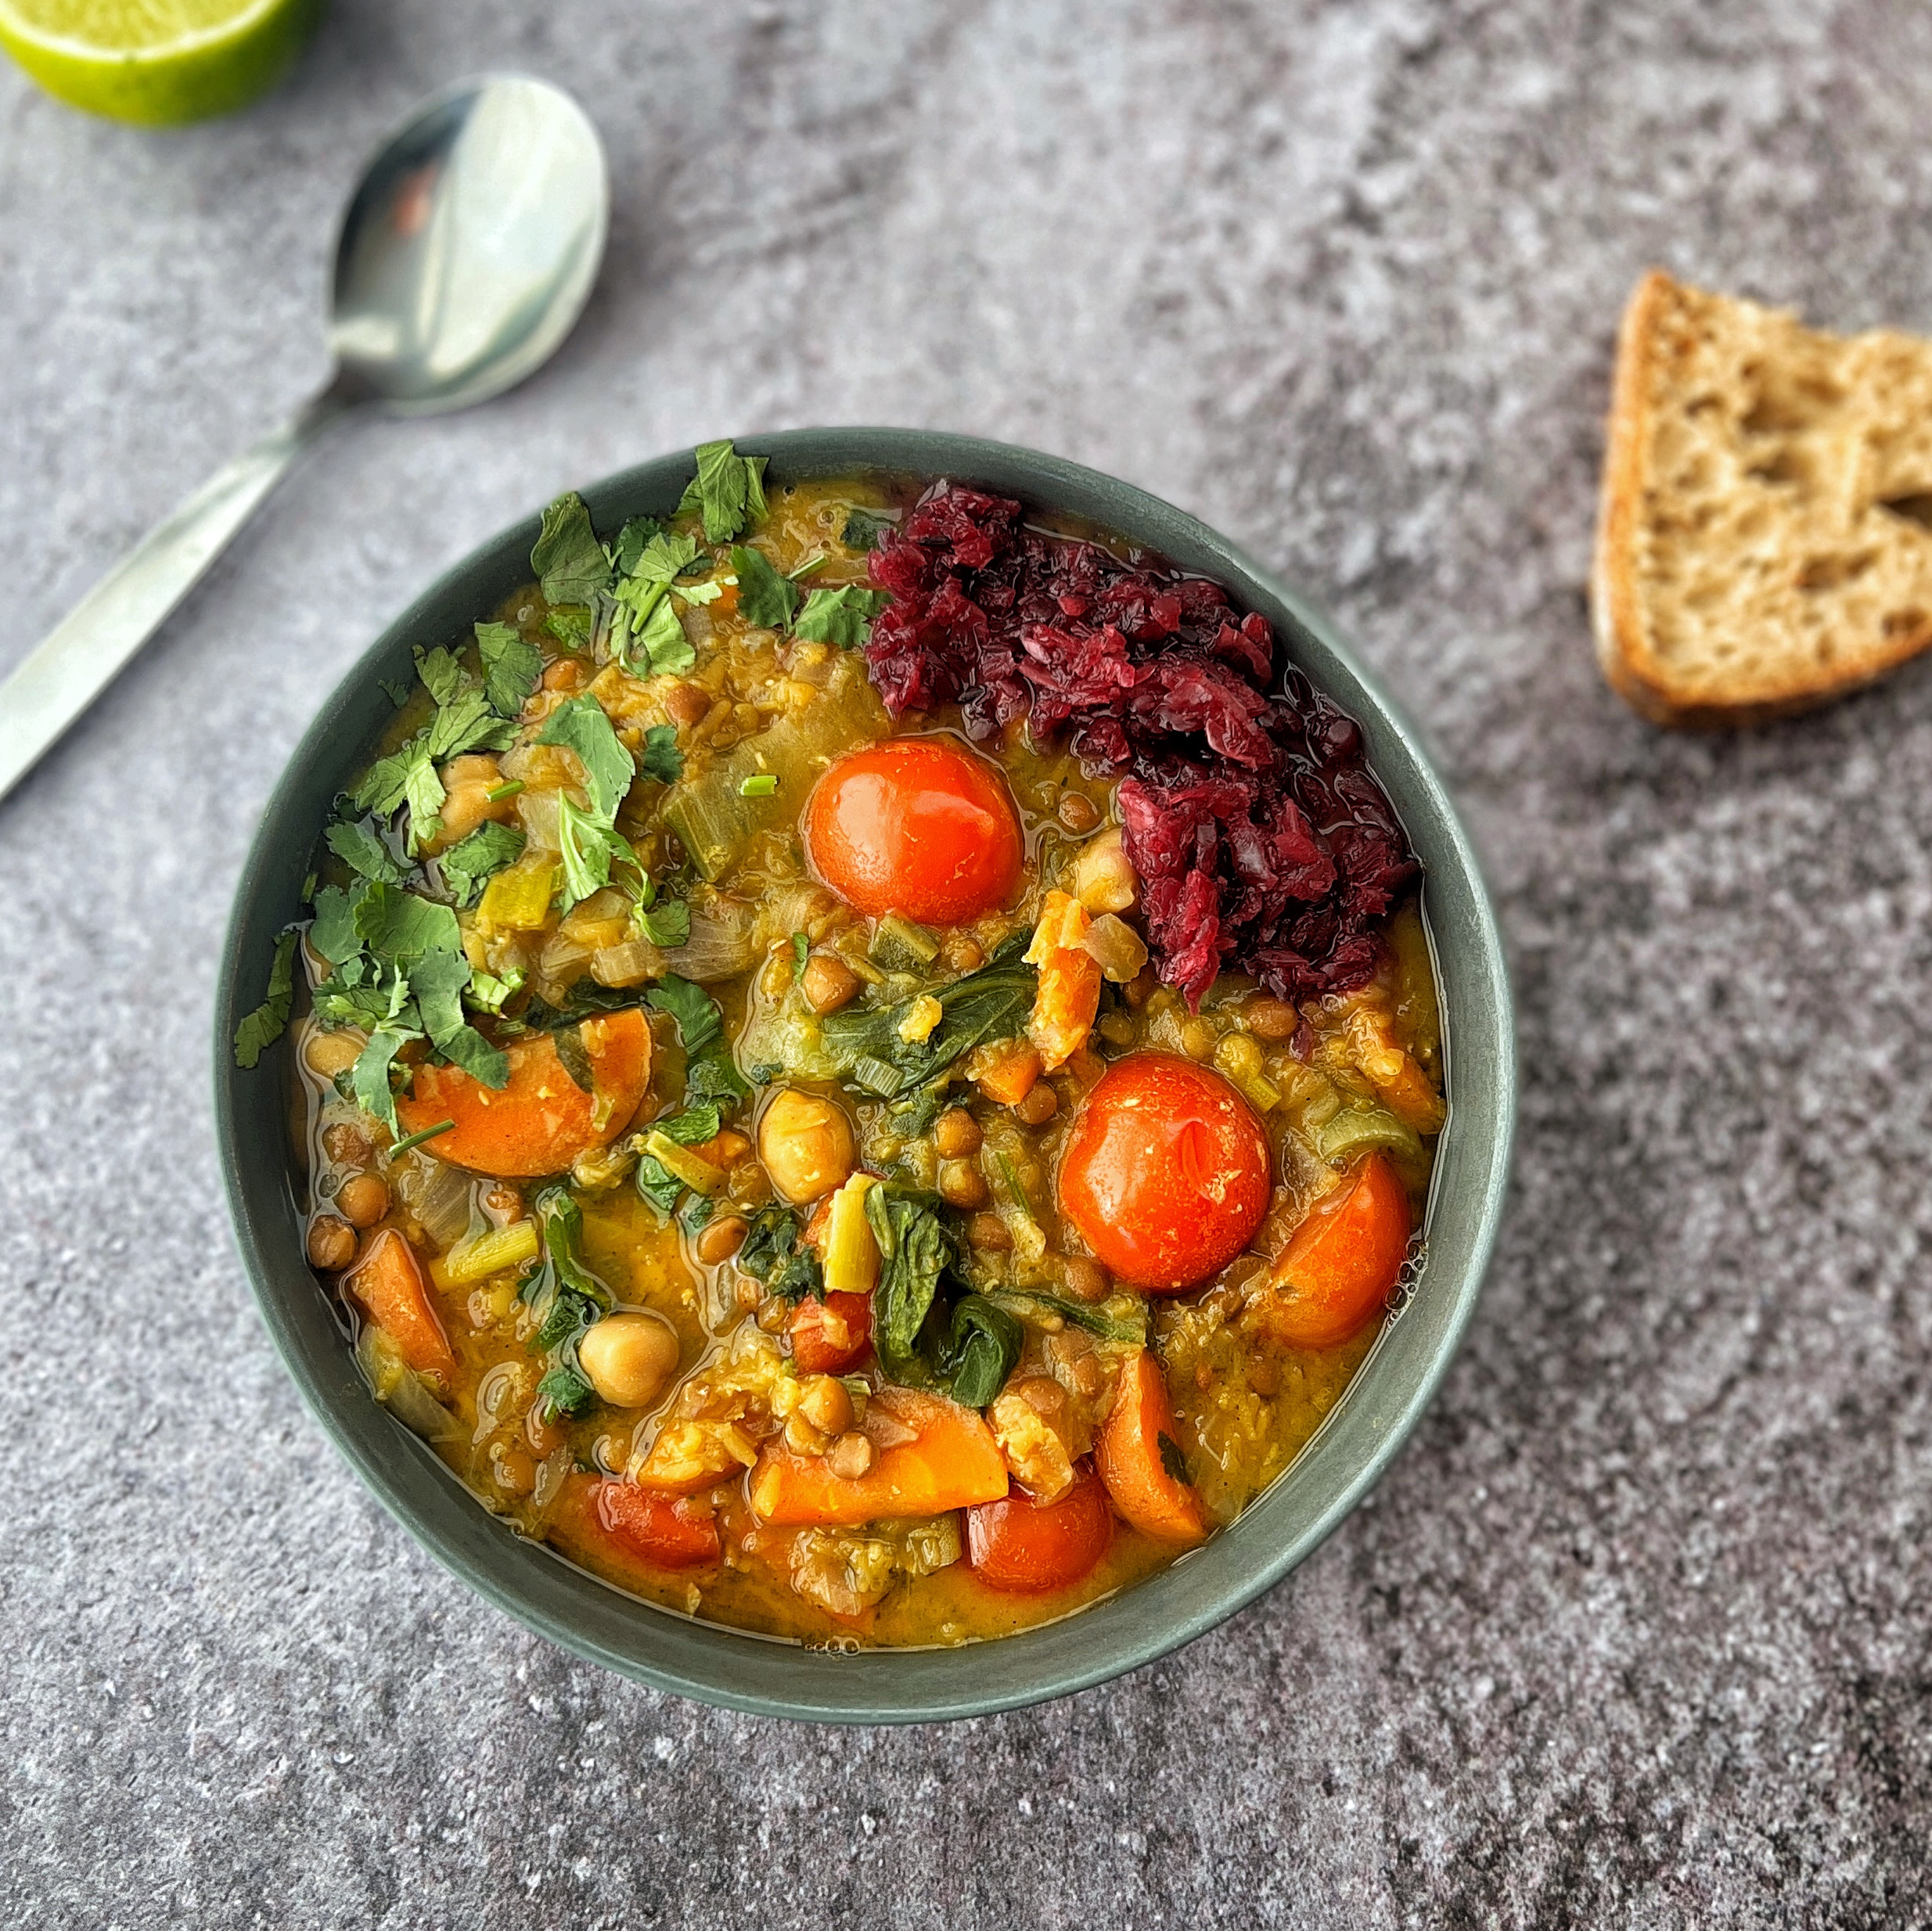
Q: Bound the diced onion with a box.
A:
[1080,912,1148,983]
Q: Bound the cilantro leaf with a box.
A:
[794,584,887,647]
[537,694,635,823]
[407,949,473,1046]
[379,677,411,708]
[731,545,800,631]
[414,645,469,707]
[351,1028,410,1135]
[611,516,665,576]
[840,508,893,551]
[325,821,405,886]
[532,491,612,606]
[354,883,462,962]
[349,744,419,819]
[536,1364,597,1418]
[309,883,368,966]
[631,595,696,676]
[401,744,446,852]
[425,686,514,761]
[636,899,692,948]
[545,606,593,651]
[638,723,685,786]
[677,439,768,544]
[556,794,635,911]
[676,578,725,607]
[233,930,298,1069]
[627,529,700,588]
[440,822,525,908]
[476,621,543,718]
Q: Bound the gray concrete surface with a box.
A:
[4,2,1931,1924]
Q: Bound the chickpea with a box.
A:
[695,1214,748,1265]
[1060,1255,1110,1304]
[934,1107,983,1160]
[968,1212,1013,1252]
[541,656,585,692]
[663,681,711,728]
[1057,791,1100,833]
[1073,827,1137,914]
[494,1446,536,1496]
[577,1313,681,1408]
[434,754,508,845]
[305,1030,362,1081]
[1013,1082,1060,1127]
[801,953,862,1016]
[322,1121,373,1166]
[1243,995,1300,1043]
[306,1214,356,1271]
[828,1432,875,1480]
[938,1159,989,1210]
[797,1374,854,1436]
[334,1171,390,1229]
[757,1088,856,1203]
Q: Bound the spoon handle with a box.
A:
[0,381,359,807]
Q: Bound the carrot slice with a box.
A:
[1250,1152,1411,1350]
[749,1386,1008,1526]
[1094,1350,1207,1548]
[394,1007,651,1178]
[344,1228,456,1385]
[592,1477,721,1570]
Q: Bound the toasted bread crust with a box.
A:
[1591,271,1932,727]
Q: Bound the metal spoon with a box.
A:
[0,74,609,805]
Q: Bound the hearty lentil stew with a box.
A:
[236,444,1447,1646]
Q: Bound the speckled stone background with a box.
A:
[5,2,1932,1924]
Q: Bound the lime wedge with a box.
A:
[0,0,320,124]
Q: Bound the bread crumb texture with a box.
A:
[1593,270,1932,725]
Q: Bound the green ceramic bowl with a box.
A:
[215,429,1514,1723]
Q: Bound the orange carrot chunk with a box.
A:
[1094,1349,1208,1548]
[394,1006,651,1178]
[344,1228,457,1386]
[749,1386,1008,1526]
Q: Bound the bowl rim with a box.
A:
[214,426,1515,1723]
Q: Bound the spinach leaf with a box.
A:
[794,584,887,647]
[678,439,768,544]
[820,937,1035,1099]
[439,1025,510,1088]
[538,693,635,823]
[476,620,543,718]
[325,820,405,886]
[736,1205,824,1300]
[865,1186,955,1375]
[440,822,525,908]
[655,1102,723,1144]
[731,545,800,631]
[937,1295,1023,1408]
[988,1289,1147,1347]
[840,508,893,552]
[532,491,613,606]
[233,930,298,1069]
[537,1364,597,1418]
[634,1154,682,1217]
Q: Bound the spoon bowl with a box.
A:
[330,76,609,413]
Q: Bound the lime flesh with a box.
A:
[0,0,321,124]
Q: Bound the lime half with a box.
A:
[0,0,321,124]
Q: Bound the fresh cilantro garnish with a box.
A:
[537,694,635,822]
[636,899,692,948]
[351,1027,410,1135]
[354,883,461,962]
[610,515,665,576]
[677,439,768,544]
[401,748,444,854]
[545,606,592,651]
[476,621,543,718]
[415,645,468,707]
[537,1363,598,1418]
[308,885,363,966]
[645,974,749,1106]
[676,578,726,606]
[731,545,801,631]
[840,508,893,551]
[440,822,525,908]
[324,820,405,886]
[638,724,685,786]
[439,1025,512,1087]
[628,529,700,588]
[794,584,887,647]
[620,592,697,677]
[379,677,411,708]
[556,794,637,912]
[233,930,298,1069]
[531,491,613,606]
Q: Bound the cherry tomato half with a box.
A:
[1056,1052,1272,1292]
[965,1462,1115,1593]
[592,1479,721,1570]
[1254,1152,1411,1350]
[788,1290,873,1375]
[804,737,1024,926]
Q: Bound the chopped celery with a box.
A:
[478,858,557,930]
[1315,1103,1423,1165]
[430,1217,541,1289]
[642,1130,729,1196]
[869,912,939,972]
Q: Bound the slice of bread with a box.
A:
[1594,270,1932,725]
